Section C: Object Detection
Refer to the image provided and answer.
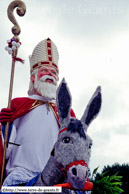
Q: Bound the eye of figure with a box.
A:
[42,68,47,72]
[62,137,73,144]
[51,70,56,75]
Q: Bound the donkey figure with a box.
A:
[34,79,102,193]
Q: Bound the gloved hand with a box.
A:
[0,108,14,125]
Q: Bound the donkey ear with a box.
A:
[81,86,102,129]
[56,78,71,127]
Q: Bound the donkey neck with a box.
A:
[37,156,64,186]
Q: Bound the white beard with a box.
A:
[29,75,57,100]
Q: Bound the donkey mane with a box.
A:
[67,118,86,139]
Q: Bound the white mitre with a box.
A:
[29,38,59,74]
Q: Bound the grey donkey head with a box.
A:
[54,78,102,190]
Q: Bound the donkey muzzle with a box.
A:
[67,162,88,190]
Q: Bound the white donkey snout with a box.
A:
[67,164,88,190]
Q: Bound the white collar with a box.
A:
[28,94,56,103]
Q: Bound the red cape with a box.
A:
[0,97,75,176]
[9,97,75,125]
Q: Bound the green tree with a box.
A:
[100,163,129,194]
[91,169,123,194]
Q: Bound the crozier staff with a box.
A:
[0,0,26,187]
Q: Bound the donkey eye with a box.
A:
[89,143,92,149]
[62,137,73,144]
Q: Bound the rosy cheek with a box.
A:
[52,75,57,80]
[38,72,47,79]
[55,74,59,81]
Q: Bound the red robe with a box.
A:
[0,97,75,176]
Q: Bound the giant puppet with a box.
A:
[0,0,76,187]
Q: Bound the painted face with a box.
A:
[37,66,59,83]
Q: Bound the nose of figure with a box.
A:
[67,165,88,190]
[48,70,52,76]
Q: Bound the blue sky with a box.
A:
[0,0,129,173]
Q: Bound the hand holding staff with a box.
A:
[0,0,26,187]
